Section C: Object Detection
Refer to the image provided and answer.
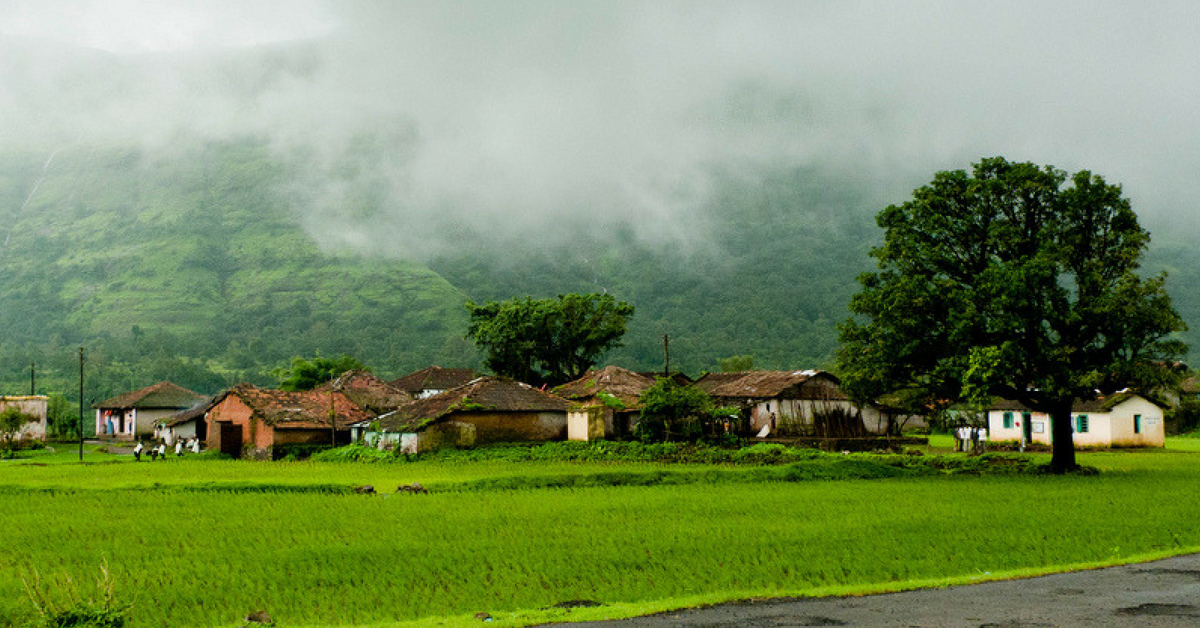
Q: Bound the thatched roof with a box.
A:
[314,370,409,414]
[555,366,656,407]
[375,376,570,432]
[210,383,373,429]
[95,381,206,410]
[390,366,481,395]
[692,370,845,400]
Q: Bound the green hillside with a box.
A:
[0,139,475,401]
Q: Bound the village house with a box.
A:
[693,370,880,437]
[206,383,373,459]
[0,395,49,442]
[555,366,657,441]
[94,382,206,440]
[357,376,570,454]
[160,398,215,445]
[988,392,1165,448]
[390,366,480,400]
[315,369,410,414]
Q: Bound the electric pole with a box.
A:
[78,347,84,462]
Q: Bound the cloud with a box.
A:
[3,0,1198,257]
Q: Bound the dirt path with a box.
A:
[549,553,1200,628]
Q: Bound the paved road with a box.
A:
[549,553,1200,628]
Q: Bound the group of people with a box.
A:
[133,438,201,461]
[953,425,988,454]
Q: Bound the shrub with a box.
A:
[24,563,131,628]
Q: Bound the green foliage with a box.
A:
[0,406,33,451]
[1167,396,1200,435]
[23,564,130,628]
[272,354,367,391]
[44,395,78,440]
[465,293,634,386]
[717,355,755,372]
[634,379,717,442]
[838,157,1188,472]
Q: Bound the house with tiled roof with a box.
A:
[358,376,570,453]
[94,381,207,440]
[314,370,409,414]
[390,366,480,399]
[555,366,657,440]
[206,383,374,459]
[693,370,875,438]
[987,392,1165,448]
[162,397,217,445]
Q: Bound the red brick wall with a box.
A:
[208,396,276,455]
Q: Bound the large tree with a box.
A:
[837,157,1186,472]
[465,293,634,387]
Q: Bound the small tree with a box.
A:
[635,379,716,442]
[273,355,367,391]
[46,394,79,440]
[717,355,755,372]
[0,406,33,452]
[466,293,634,387]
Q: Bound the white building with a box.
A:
[988,393,1165,448]
[1,395,49,441]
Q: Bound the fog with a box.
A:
[3,1,1199,257]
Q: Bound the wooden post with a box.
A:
[78,348,84,462]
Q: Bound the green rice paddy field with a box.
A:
[4,440,1200,628]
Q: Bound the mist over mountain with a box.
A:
[1,1,1198,403]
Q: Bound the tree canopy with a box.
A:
[837,157,1187,472]
[465,293,634,387]
[634,377,718,442]
[273,354,368,391]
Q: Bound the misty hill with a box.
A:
[2,144,1197,406]
[0,140,475,399]
[0,134,895,401]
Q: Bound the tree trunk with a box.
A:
[1048,405,1077,473]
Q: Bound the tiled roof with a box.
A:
[314,370,408,414]
[990,392,1158,413]
[376,376,570,432]
[166,398,216,427]
[390,366,480,394]
[213,383,374,429]
[555,366,656,407]
[95,381,206,410]
[693,370,844,400]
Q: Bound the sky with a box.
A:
[2,0,1198,257]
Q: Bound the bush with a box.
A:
[24,564,131,628]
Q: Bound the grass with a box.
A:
[2,441,1199,627]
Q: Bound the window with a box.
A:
[1002,412,1014,429]
[1074,415,1089,433]
[1134,414,1142,434]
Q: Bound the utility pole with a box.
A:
[30,362,35,395]
[78,347,84,462]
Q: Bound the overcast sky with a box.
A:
[2,1,1198,256]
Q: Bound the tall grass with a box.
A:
[2,446,1199,627]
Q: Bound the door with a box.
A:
[219,423,242,458]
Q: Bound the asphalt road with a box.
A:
[548,553,1200,628]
